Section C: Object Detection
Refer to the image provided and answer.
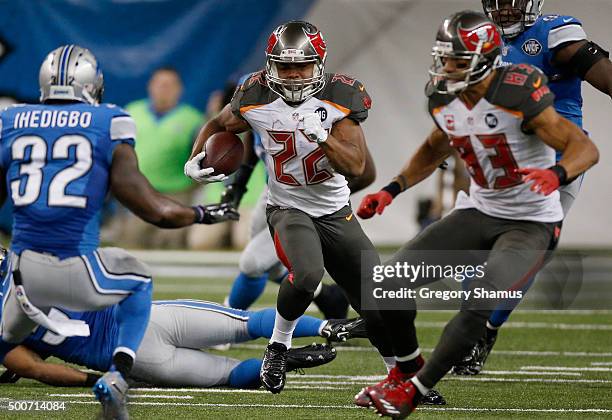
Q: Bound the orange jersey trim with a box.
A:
[240,104,266,114]
[494,105,523,118]
[322,100,350,116]
[431,106,444,116]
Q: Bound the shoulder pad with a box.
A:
[543,15,586,50]
[230,71,276,118]
[102,103,130,117]
[318,73,371,122]
[488,65,554,121]
[426,81,455,115]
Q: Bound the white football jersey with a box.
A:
[429,64,563,223]
[232,72,371,217]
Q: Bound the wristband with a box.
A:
[382,181,402,198]
[548,164,568,185]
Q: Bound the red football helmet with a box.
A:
[429,11,503,94]
[265,21,327,103]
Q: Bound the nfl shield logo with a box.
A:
[522,39,542,56]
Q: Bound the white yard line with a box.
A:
[522,366,612,372]
[62,400,612,413]
[232,343,612,357]
[49,393,193,399]
[591,362,612,366]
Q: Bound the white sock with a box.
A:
[270,311,298,349]
[486,321,499,330]
[395,348,421,362]
[382,356,396,372]
[411,376,430,395]
[318,320,328,336]
[313,282,323,298]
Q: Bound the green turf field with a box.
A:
[1,276,611,419]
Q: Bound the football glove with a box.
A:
[184,151,228,183]
[220,184,246,209]
[193,203,239,224]
[301,113,328,143]
[357,190,393,219]
[518,167,561,196]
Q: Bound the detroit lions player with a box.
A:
[0,45,236,418]
[0,298,349,388]
[453,0,612,375]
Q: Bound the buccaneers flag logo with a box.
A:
[305,30,327,60]
[457,23,501,53]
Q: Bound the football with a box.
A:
[199,131,244,175]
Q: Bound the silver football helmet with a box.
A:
[265,21,327,103]
[482,0,545,38]
[39,45,104,104]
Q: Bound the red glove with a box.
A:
[357,190,394,219]
[518,167,561,196]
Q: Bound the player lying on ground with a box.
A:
[452,0,612,375]
[0,45,237,420]
[0,299,366,388]
[355,11,598,418]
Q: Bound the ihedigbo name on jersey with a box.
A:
[372,287,523,301]
[13,110,92,129]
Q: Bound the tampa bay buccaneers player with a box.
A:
[355,11,599,418]
[184,20,438,399]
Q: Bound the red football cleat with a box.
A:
[368,379,422,419]
[353,366,411,408]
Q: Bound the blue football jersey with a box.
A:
[23,306,118,372]
[500,14,586,128]
[0,103,136,258]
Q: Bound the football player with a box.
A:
[0,297,357,388]
[216,72,376,318]
[0,45,237,419]
[452,0,612,375]
[185,20,396,395]
[356,11,598,418]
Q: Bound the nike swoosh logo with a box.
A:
[563,18,573,23]
[345,214,353,221]
[533,77,542,89]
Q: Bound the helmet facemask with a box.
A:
[266,56,325,103]
[482,0,544,38]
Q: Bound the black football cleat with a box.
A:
[452,328,498,375]
[286,343,337,371]
[260,342,289,394]
[313,284,350,319]
[422,388,446,405]
[320,317,368,342]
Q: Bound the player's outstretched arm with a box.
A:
[3,345,99,387]
[555,40,612,99]
[357,126,451,219]
[520,106,599,195]
[111,144,238,227]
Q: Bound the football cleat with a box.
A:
[368,379,422,419]
[92,371,129,420]
[260,342,289,394]
[313,284,350,319]
[354,366,409,408]
[286,343,337,371]
[452,329,498,375]
[320,317,368,342]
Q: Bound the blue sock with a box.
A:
[228,272,268,309]
[0,338,17,364]
[247,308,323,339]
[228,358,262,389]
[114,282,152,358]
[488,309,512,328]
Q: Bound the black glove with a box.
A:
[220,184,246,208]
[193,203,240,225]
[0,369,20,384]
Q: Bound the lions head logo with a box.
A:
[458,23,501,53]
[521,39,542,56]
